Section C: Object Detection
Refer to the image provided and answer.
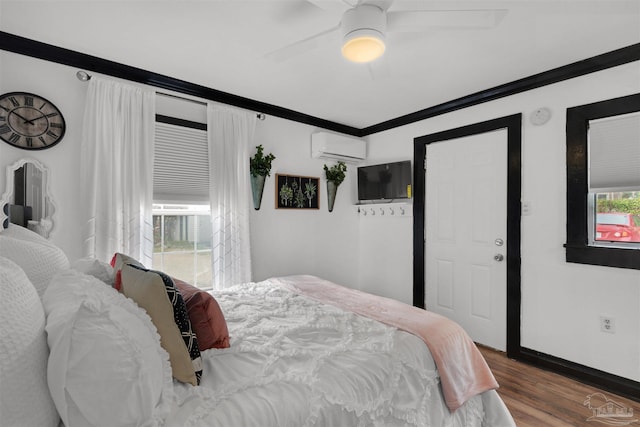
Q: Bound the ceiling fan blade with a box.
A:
[367,56,390,80]
[304,0,354,14]
[387,9,507,32]
[272,1,326,22]
[264,25,340,62]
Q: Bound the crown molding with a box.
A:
[0,31,361,137]
[1,31,638,137]
[360,43,640,136]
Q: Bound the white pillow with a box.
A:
[70,256,115,286]
[43,270,173,427]
[0,256,59,426]
[1,222,49,242]
[0,225,69,297]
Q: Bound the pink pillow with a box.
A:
[173,278,230,350]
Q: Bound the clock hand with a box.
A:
[26,113,53,124]
[9,110,36,125]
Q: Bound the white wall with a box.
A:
[1,48,639,383]
[249,116,412,301]
[364,61,640,382]
[0,52,87,261]
[0,50,362,289]
[249,116,360,288]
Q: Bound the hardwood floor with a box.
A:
[478,345,640,426]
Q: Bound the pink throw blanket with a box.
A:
[273,275,499,412]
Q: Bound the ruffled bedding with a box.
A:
[167,279,515,427]
[275,275,499,412]
[0,223,514,426]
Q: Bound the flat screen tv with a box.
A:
[357,160,412,202]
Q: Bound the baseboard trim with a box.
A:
[515,346,640,403]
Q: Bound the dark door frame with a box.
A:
[412,114,522,357]
[412,113,640,402]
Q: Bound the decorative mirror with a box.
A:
[0,158,56,238]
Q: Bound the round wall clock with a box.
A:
[0,92,66,150]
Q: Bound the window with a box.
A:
[588,112,640,246]
[566,93,640,269]
[153,204,212,289]
[154,117,208,203]
[593,196,640,244]
[152,114,212,287]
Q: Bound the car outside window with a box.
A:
[595,210,640,244]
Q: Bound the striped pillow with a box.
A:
[118,264,202,385]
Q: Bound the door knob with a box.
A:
[494,254,504,262]
[495,238,504,246]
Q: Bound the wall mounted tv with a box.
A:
[357,160,412,202]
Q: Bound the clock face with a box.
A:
[0,92,66,150]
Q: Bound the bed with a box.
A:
[0,224,515,427]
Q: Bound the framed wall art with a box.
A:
[275,174,319,209]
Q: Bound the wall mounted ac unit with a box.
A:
[311,132,367,164]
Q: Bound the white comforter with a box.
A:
[166,280,515,427]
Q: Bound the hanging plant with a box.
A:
[304,179,317,208]
[323,161,347,212]
[250,145,276,177]
[324,161,347,186]
[249,145,276,210]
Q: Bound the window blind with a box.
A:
[589,112,640,192]
[154,121,209,202]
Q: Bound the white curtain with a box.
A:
[80,77,155,266]
[207,104,257,289]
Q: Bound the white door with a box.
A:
[425,129,507,351]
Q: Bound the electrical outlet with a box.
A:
[600,316,616,334]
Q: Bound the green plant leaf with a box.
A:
[250,145,276,177]
[324,161,347,186]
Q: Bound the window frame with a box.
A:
[152,113,213,288]
[152,203,213,289]
[565,93,640,269]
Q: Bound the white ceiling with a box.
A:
[1,0,639,129]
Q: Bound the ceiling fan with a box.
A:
[266,0,507,64]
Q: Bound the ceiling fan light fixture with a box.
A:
[342,29,385,63]
[340,4,387,63]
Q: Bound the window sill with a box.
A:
[565,244,640,270]
[590,242,640,250]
